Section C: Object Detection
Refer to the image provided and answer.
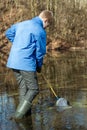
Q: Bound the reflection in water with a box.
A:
[0,93,33,130]
[1,92,87,130]
[0,93,19,130]
[32,98,56,130]
[31,90,87,130]
[60,90,87,130]
[16,115,33,130]
[73,108,87,128]
[0,50,87,130]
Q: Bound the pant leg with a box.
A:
[13,69,27,102]
[20,71,39,103]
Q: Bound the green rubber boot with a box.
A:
[14,99,32,120]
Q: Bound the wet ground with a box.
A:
[0,50,87,130]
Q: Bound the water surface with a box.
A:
[0,50,87,130]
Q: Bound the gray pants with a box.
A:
[13,69,39,103]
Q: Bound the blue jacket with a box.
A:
[5,17,46,71]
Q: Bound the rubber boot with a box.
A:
[14,99,32,120]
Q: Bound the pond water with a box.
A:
[0,50,87,130]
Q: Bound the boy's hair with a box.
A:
[39,10,53,23]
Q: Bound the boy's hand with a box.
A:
[36,67,41,73]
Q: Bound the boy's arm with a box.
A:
[36,35,46,72]
[5,24,16,43]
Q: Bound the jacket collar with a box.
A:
[32,16,43,28]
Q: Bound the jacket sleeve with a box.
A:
[36,35,46,68]
[5,24,16,43]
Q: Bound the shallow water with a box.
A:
[0,50,87,130]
